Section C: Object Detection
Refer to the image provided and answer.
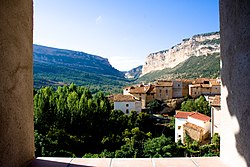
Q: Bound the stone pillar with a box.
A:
[220,0,250,167]
[0,1,34,167]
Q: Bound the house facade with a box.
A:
[154,80,173,100]
[184,112,211,143]
[172,80,193,98]
[175,111,211,144]
[175,111,194,143]
[123,84,155,109]
[189,78,221,98]
[113,94,141,114]
[211,95,221,136]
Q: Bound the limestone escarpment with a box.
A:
[142,32,220,76]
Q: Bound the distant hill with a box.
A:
[137,53,220,83]
[124,65,142,79]
[142,32,220,76]
[33,44,128,92]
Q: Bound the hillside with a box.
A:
[124,65,142,79]
[142,32,220,75]
[33,44,128,92]
[137,53,220,83]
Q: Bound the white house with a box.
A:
[113,94,141,114]
[211,95,221,136]
[175,111,211,143]
[187,112,211,133]
[175,111,194,143]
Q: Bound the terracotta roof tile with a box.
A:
[210,79,221,86]
[155,81,173,87]
[189,112,210,122]
[211,95,221,107]
[175,111,194,119]
[193,78,210,84]
[129,85,155,94]
[184,122,204,132]
[114,94,136,102]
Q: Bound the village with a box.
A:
[111,78,221,145]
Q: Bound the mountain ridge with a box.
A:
[33,44,127,92]
[142,32,220,76]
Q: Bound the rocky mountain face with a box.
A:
[33,44,126,89]
[124,65,142,79]
[142,32,220,76]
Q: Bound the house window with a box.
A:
[126,109,129,114]
[178,126,181,130]
[178,84,180,87]
[159,89,162,93]
[126,104,129,107]
[166,90,168,94]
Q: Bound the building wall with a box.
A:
[155,86,173,100]
[0,1,34,166]
[188,117,211,133]
[201,87,211,95]
[114,101,141,114]
[189,86,201,98]
[175,118,187,143]
[183,125,203,142]
[123,88,131,95]
[211,106,221,136]
[211,85,221,95]
[220,1,250,166]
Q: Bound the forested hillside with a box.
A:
[33,44,128,93]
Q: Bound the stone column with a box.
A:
[220,0,250,167]
[0,1,34,167]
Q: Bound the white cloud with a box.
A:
[95,15,102,24]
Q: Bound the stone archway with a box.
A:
[0,0,250,167]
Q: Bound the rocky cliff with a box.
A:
[142,32,220,75]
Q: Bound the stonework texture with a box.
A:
[0,1,34,167]
[220,0,250,167]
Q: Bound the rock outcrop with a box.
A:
[142,32,220,75]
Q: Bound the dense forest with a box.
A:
[34,84,219,158]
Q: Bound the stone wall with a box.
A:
[0,1,34,167]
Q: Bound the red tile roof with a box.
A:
[175,111,194,119]
[189,112,210,122]
[129,85,155,94]
[193,78,210,84]
[155,81,173,87]
[211,95,221,107]
[113,94,136,102]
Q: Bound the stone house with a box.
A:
[123,84,155,109]
[189,78,221,98]
[113,94,141,114]
[154,80,173,100]
[172,80,192,98]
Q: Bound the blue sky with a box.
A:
[34,0,219,71]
